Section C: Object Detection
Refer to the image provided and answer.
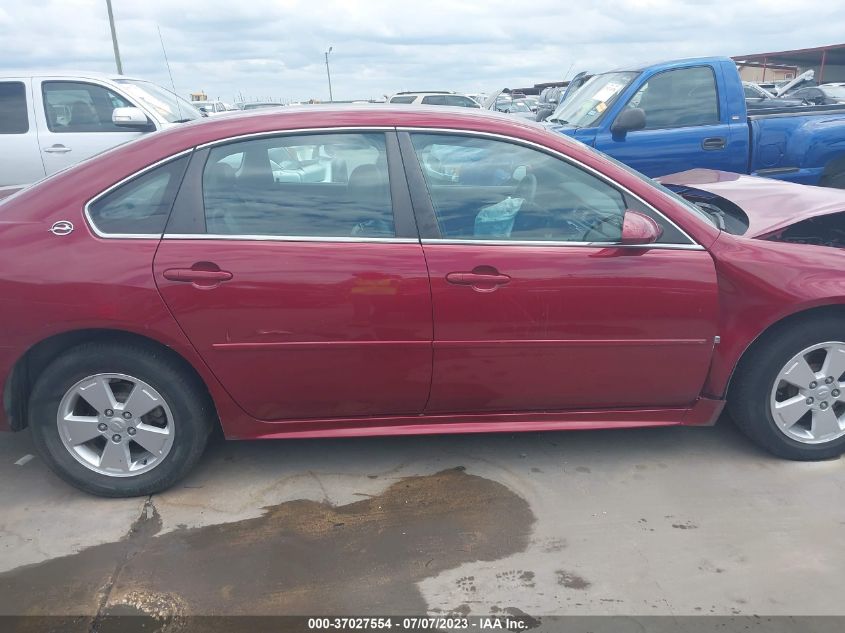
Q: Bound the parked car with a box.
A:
[535,73,592,122]
[6,106,845,496]
[388,91,480,107]
[0,71,204,188]
[239,102,286,110]
[788,85,845,106]
[193,100,239,115]
[743,82,807,109]
[482,91,536,120]
[545,57,845,188]
[465,93,488,105]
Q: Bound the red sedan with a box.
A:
[2,106,845,497]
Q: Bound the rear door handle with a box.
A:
[701,137,726,150]
[43,144,72,154]
[163,264,233,287]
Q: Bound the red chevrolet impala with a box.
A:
[2,106,845,496]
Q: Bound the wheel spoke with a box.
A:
[123,384,163,419]
[60,415,102,445]
[773,395,810,429]
[99,440,132,473]
[76,377,118,413]
[780,355,817,389]
[131,424,170,456]
[811,408,844,441]
[820,345,845,382]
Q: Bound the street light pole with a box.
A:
[325,46,333,103]
[105,0,123,75]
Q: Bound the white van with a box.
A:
[0,71,204,188]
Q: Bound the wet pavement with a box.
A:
[1,416,844,627]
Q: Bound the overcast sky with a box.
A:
[0,0,843,103]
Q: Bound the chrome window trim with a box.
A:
[162,234,419,244]
[421,238,703,250]
[397,126,700,247]
[83,148,194,239]
[196,126,394,150]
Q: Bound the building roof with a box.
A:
[733,43,845,67]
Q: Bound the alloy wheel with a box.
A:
[770,342,845,444]
[56,373,175,477]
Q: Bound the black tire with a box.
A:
[728,317,845,461]
[28,341,214,497]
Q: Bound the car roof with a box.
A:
[97,104,575,164]
[393,91,455,96]
[0,69,147,82]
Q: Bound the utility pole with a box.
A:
[105,0,123,74]
[325,46,333,102]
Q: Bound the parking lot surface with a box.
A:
[1,416,844,627]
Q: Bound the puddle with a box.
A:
[0,467,534,626]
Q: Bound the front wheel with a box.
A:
[29,342,213,497]
[729,319,845,460]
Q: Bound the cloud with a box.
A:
[0,0,842,103]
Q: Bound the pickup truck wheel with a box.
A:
[28,342,213,497]
[729,319,845,460]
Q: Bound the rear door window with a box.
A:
[201,132,395,238]
[422,95,447,105]
[0,82,29,134]
[390,96,416,104]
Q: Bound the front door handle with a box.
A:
[163,263,233,287]
[43,144,72,154]
[446,268,511,292]
[701,137,726,150]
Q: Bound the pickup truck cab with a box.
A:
[0,71,203,188]
[546,57,845,188]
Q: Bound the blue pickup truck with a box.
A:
[546,57,845,188]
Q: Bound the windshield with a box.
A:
[822,85,845,98]
[114,79,203,123]
[549,71,638,127]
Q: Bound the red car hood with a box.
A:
[658,169,845,238]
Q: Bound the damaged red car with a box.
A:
[2,106,845,497]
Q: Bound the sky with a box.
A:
[0,0,843,104]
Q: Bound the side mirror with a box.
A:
[621,210,662,245]
[610,107,646,137]
[112,107,153,130]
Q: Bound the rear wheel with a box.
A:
[29,342,213,497]
[729,319,845,460]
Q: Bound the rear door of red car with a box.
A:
[399,130,719,414]
[154,130,433,421]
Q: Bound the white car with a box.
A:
[0,70,204,188]
[388,91,480,108]
[193,100,239,116]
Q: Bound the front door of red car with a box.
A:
[400,131,719,414]
[154,131,433,421]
